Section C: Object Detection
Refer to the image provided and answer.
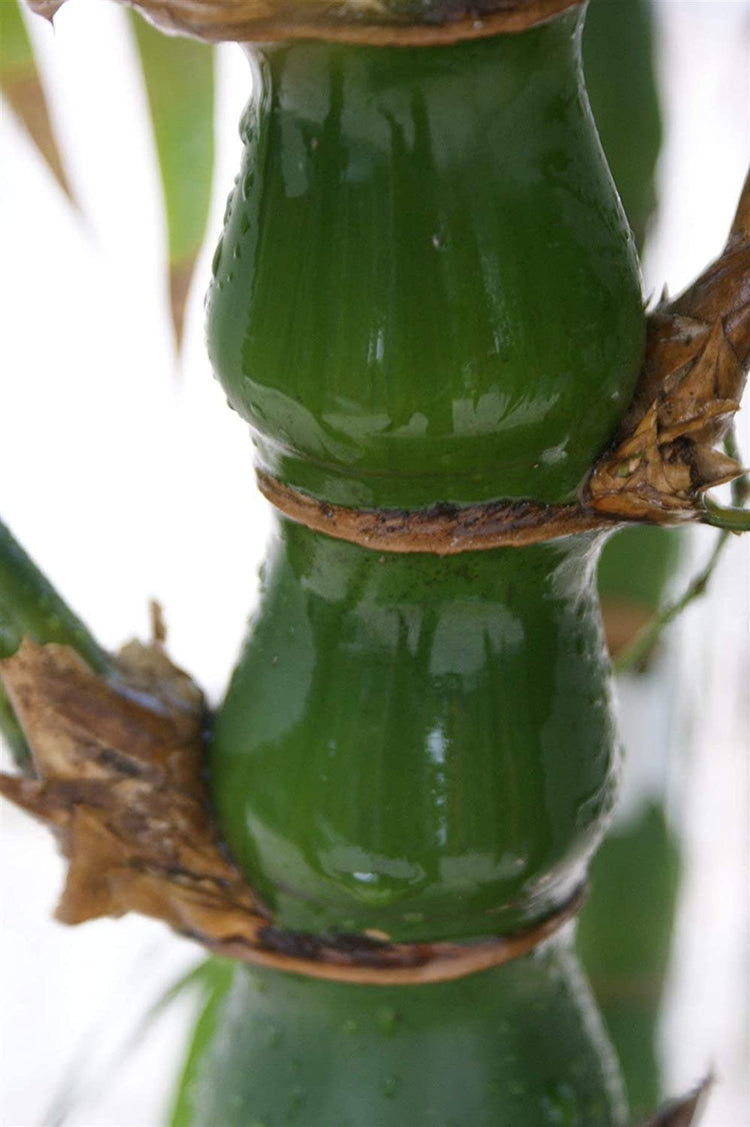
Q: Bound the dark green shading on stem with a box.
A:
[0,518,109,766]
[130,11,215,348]
[0,0,74,202]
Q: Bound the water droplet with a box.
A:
[240,213,250,236]
[290,1087,306,1110]
[233,244,242,260]
[265,1023,282,1046]
[382,1075,399,1099]
[211,237,224,278]
[242,168,255,200]
[341,1018,359,1035]
[239,104,255,145]
[376,1007,398,1035]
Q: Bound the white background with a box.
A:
[1,1,748,1124]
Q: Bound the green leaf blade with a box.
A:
[170,959,235,1127]
[130,12,215,348]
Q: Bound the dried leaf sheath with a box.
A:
[0,640,264,930]
[587,172,750,521]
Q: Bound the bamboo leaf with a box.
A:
[43,956,233,1127]
[0,0,74,202]
[130,12,215,348]
[170,960,235,1127]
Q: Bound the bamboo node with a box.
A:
[0,637,584,985]
[27,0,583,46]
[258,172,750,554]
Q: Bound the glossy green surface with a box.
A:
[186,938,627,1126]
[206,14,644,508]
[211,518,618,941]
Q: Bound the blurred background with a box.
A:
[0,1,748,1123]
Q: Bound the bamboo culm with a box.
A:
[193,11,644,1123]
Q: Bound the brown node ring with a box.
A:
[30,0,583,47]
[256,470,621,555]
[205,885,586,986]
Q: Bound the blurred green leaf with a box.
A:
[170,959,235,1127]
[130,12,215,348]
[584,0,662,251]
[0,0,75,202]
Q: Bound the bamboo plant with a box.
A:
[1,0,748,1124]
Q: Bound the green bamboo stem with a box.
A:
[183,942,627,1126]
[193,9,645,1121]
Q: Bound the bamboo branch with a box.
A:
[0,519,110,766]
